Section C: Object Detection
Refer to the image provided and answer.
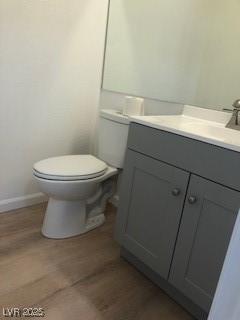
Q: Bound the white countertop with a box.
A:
[129,105,240,153]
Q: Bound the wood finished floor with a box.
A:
[0,203,194,320]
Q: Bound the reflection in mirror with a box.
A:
[103,0,240,110]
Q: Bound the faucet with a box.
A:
[232,99,240,125]
[225,99,240,130]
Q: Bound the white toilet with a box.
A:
[33,109,130,239]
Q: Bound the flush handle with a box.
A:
[172,188,181,196]
[188,196,197,204]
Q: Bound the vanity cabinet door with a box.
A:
[115,150,189,279]
[169,175,240,312]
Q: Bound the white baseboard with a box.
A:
[0,193,48,213]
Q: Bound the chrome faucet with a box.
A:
[225,99,240,130]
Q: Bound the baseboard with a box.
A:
[0,193,48,213]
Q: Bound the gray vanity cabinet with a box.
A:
[116,123,240,318]
[169,175,240,312]
[115,149,190,279]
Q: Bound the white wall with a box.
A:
[0,0,109,211]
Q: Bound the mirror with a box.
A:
[103,0,240,110]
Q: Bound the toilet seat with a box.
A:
[33,155,107,181]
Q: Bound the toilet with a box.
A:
[33,109,130,239]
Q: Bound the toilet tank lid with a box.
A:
[100,109,130,125]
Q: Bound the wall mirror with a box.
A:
[102,0,240,110]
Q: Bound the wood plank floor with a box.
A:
[0,203,194,320]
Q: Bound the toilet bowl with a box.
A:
[33,110,130,239]
[34,155,118,238]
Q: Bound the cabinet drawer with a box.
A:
[128,123,240,191]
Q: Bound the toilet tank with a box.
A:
[98,109,130,168]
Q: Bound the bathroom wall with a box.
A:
[0,0,109,212]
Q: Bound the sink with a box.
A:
[183,122,226,142]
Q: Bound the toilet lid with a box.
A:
[33,155,107,181]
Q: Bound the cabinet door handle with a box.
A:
[172,188,181,196]
[188,196,197,204]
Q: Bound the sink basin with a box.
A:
[183,122,226,142]
[129,113,240,153]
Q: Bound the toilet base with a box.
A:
[42,198,105,239]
